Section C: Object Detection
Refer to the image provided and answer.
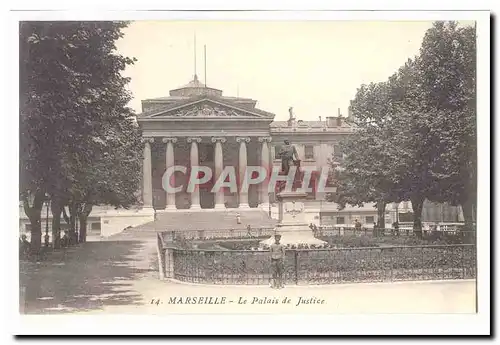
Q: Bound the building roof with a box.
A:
[139,94,274,118]
[177,75,207,89]
[138,75,277,119]
[271,121,325,128]
[137,76,354,127]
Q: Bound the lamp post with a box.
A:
[44,193,50,247]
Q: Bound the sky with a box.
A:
[115,20,468,121]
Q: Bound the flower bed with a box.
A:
[174,232,471,254]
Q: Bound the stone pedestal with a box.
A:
[260,191,325,246]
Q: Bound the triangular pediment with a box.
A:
[142,97,274,119]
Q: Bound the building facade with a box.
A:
[137,75,353,212]
[135,75,463,228]
[19,75,463,239]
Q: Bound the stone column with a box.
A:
[142,137,154,208]
[187,137,202,210]
[211,137,227,210]
[258,136,272,209]
[236,137,251,209]
[162,137,178,210]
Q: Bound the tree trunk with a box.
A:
[411,195,425,239]
[78,203,93,243]
[461,198,476,243]
[51,199,63,249]
[22,192,44,253]
[376,201,386,233]
[68,203,78,245]
[461,198,475,230]
[62,206,70,227]
[79,216,87,243]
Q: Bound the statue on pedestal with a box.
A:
[276,139,304,194]
[278,139,299,175]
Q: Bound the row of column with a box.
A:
[142,136,272,210]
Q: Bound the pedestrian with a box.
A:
[246,224,252,238]
[393,221,400,236]
[19,234,30,258]
[270,234,286,289]
[431,222,439,237]
[354,219,362,233]
[61,230,70,247]
[373,222,378,236]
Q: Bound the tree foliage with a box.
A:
[20,21,142,251]
[330,21,476,236]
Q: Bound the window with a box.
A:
[91,222,101,230]
[304,145,315,160]
[336,217,345,225]
[365,216,374,224]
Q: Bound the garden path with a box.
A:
[20,237,476,315]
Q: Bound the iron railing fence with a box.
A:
[314,227,476,244]
[159,227,476,245]
[315,225,475,236]
[162,244,476,285]
[161,227,276,242]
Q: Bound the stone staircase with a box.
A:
[132,209,277,232]
[105,207,276,237]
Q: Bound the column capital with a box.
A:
[211,137,227,144]
[258,136,272,143]
[236,136,251,143]
[142,137,155,144]
[187,137,202,144]
[162,137,178,144]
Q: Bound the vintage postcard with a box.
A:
[11,8,490,336]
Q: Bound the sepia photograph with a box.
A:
[10,7,490,336]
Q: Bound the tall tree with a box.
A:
[19,21,139,250]
[56,21,141,244]
[328,126,402,231]
[328,81,404,231]
[69,117,143,243]
[416,21,477,229]
[330,21,476,238]
[20,22,83,251]
[381,22,476,235]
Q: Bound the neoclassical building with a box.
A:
[135,75,463,229]
[137,75,353,212]
[19,75,464,239]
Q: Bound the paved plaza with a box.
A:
[19,239,476,315]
